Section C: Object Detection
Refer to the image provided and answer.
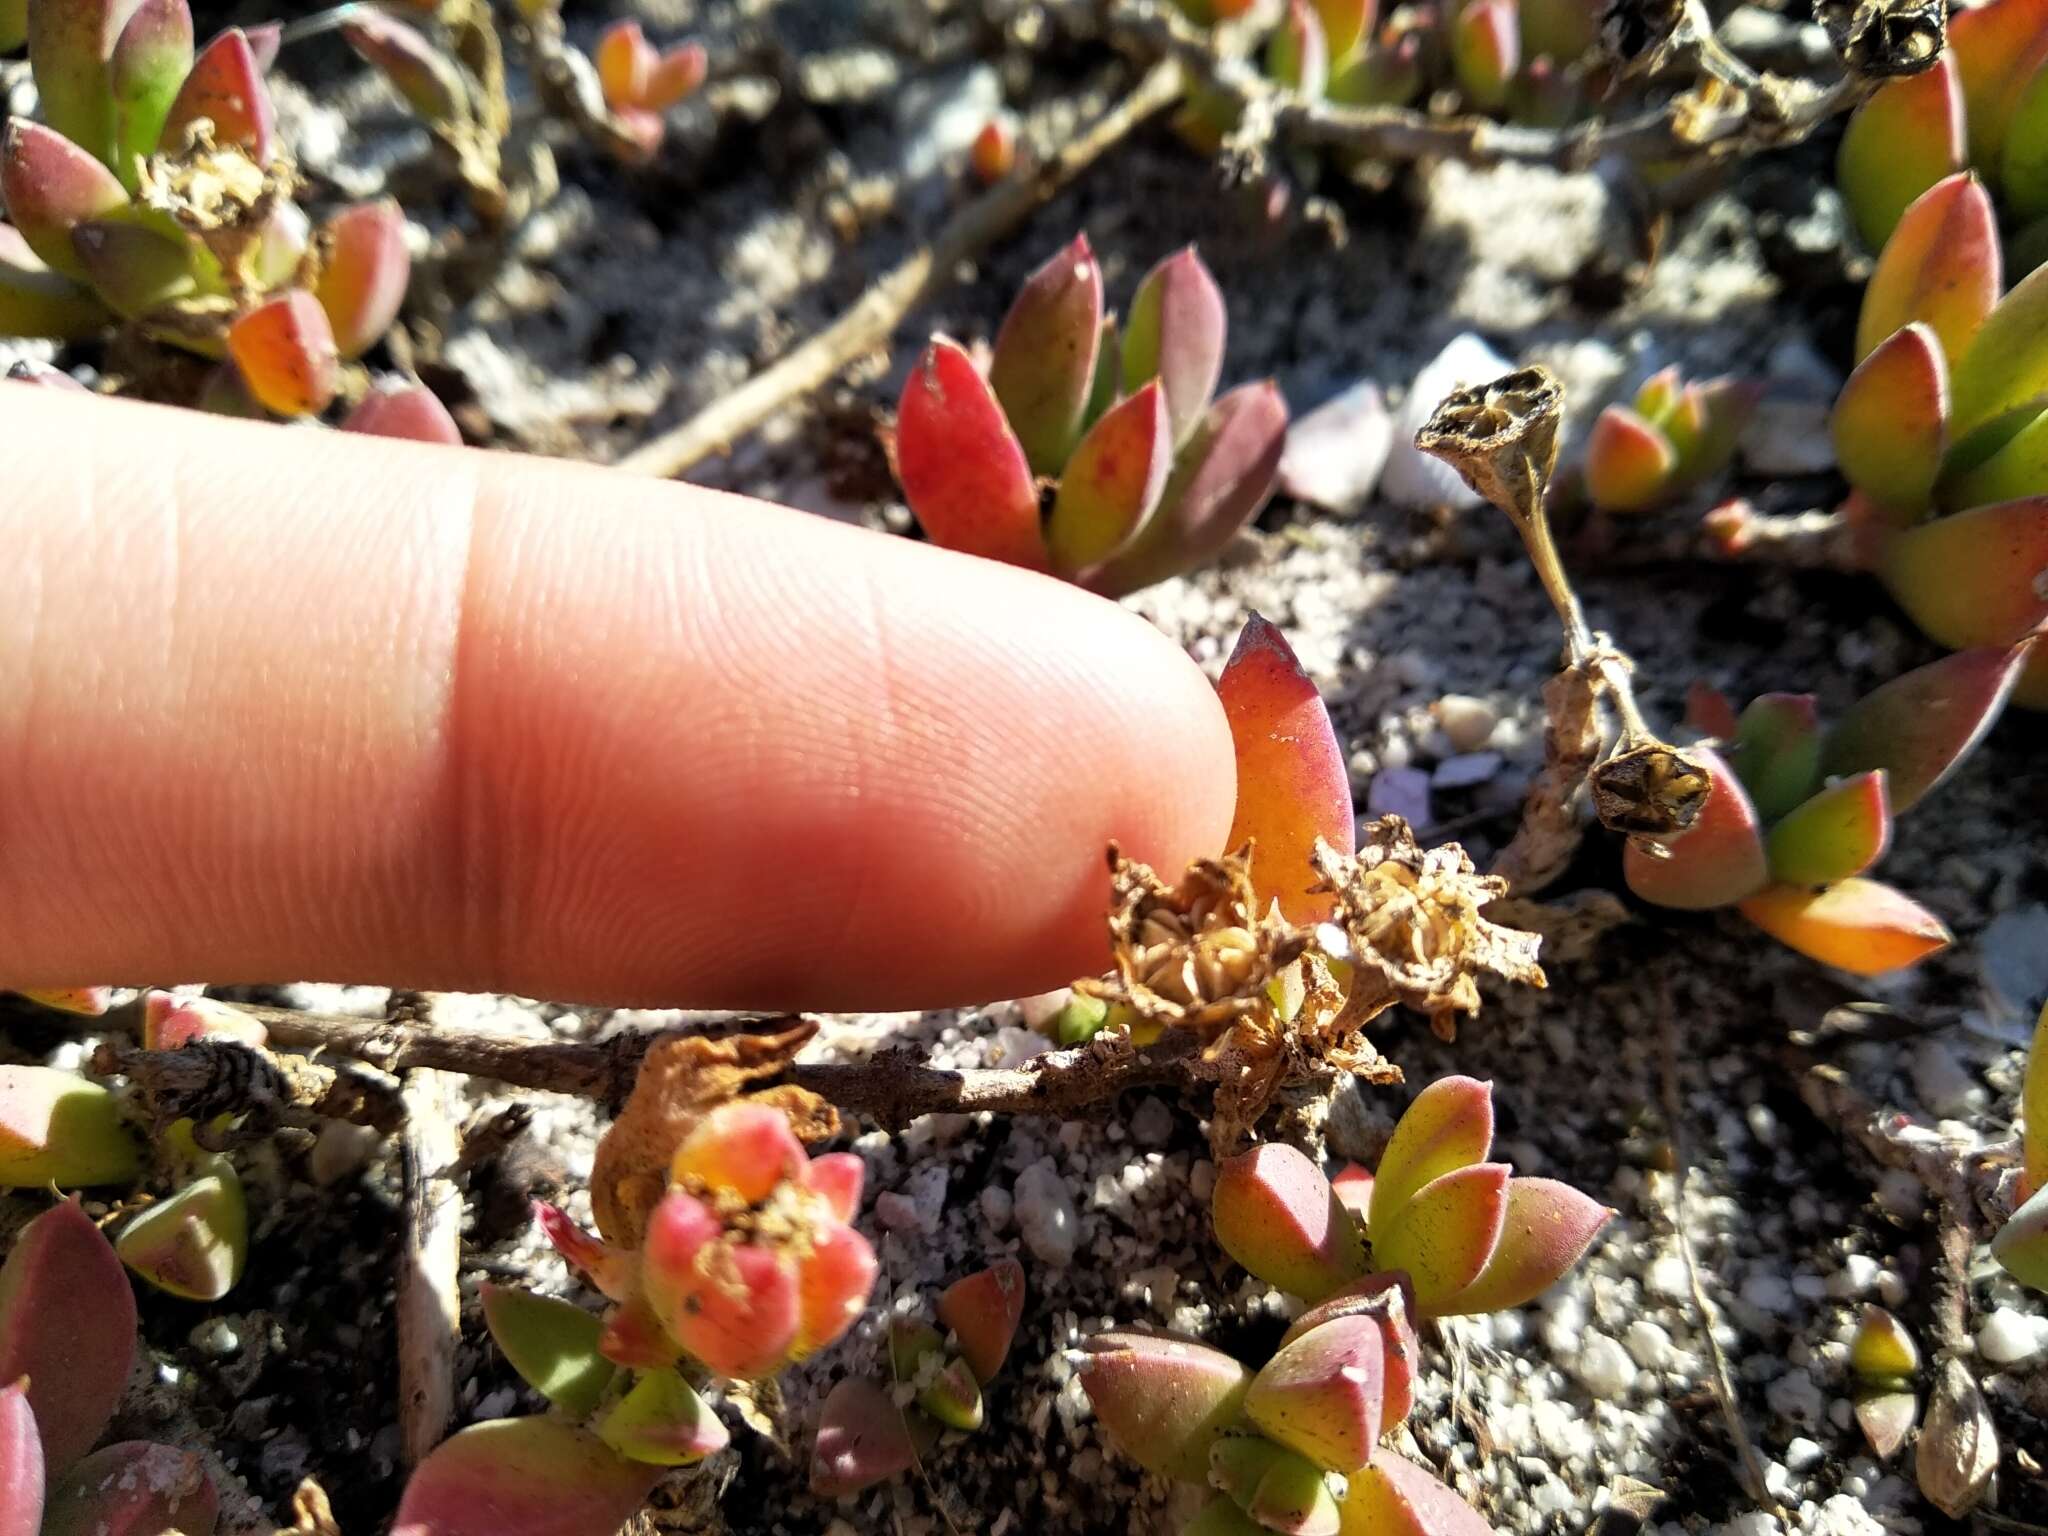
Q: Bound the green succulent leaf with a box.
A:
[1764,772,1891,888]
[480,1284,615,1418]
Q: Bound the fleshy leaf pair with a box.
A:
[1848,1304,1920,1460]
[1632,642,2034,971]
[1213,1077,1612,1317]
[1837,0,2048,248]
[809,1257,1027,1496]
[894,237,1287,596]
[1583,366,1758,515]
[1831,173,2048,707]
[594,20,706,162]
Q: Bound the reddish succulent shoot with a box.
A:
[810,1377,927,1497]
[1737,880,1951,975]
[0,1379,42,1536]
[1837,51,1966,251]
[1213,1143,1367,1301]
[595,1370,729,1467]
[594,21,704,158]
[227,290,340,417]
[1451,0,1518,109]
[990,233,1105,477]
[1242,1314,1385,1472]
[969,117,1016,184]
[164,27,275,162]
[1584,368,1757,515]
[894,336,1048,572]
[343,378,463,444]
[936,1258,1026,1382]
[0,1200,138,1471]
[1215,614,1356,921]
[342,11,464,128]
[390,1419,659,1536]
[314,198,409,360]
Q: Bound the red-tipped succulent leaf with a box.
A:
[1450,0,1518,109]
[1370,1162,1510,1312]
[1623,748,1770,910]
[1833,323,1949,512]
[1764,772,1891,888]
[1336,1450,1494,1536]
[1856,173,2000,368]
[937,1258,1026,1383]
[1429,1177,1612,1316]
[1737,879,1951,974]
[163,28,275,162]
[596,20,654,108]
[970,118,1016,184]
[141,991,267,1050]
[1047,379,1172,576]
[1213,1142,1367,1301]
[341,11,465,126]
[1242,1314,1384,1474]
[1821,644,2033,813]
[1074,1329,1254,1483]
[1268,0,1332,100]
[533,1201,636,1302]
[107,0,193,179]
[988,234,1104,475]
[1729,694,1823,820]
[895,336,1048,572]
[1277,1274,1419,1429]
[1952,259,2048,436]
[1878,501,2048,670]
[1583,405,1676,514]
[0,121,129,279]
[1949,0,2048,166]
[1837,52,1965,250]
[314,199,409,360]
[115,1162,247,1301]
[1121,247,1226,447]
[389,1419,660,1536]
[1368,1075,1493,1237]
[0,1200,137,1471]
[596,1369,729,1467]
[228,290,339,416]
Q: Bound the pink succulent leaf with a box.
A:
[1764,771,1892,888]
[0,1065,143,1188]
[163,29,276,163]
[1082,379,1288,597]
[894,336,1048,572]
[1879,501,2048,662]
[314,199,409,360]
[532,1202,637,1302]
[479,1283,615,1419]
[1623,747,1770,910]
[646,44,708,111]
[793,1220,878,1359]
[1367,1075,1493,1238]
[595,1369,729,1467]
[0,1379,43,1536]
[1582,404,1676,514]
[141,991,267,1050]
[803,1152,865,1224]
[42,1442,217,1536]
[107,0,193,178]
[242,21,281,71]
[1047,379,1174,577]
[809,1377,931,1496]
[340,12,466,126]
[0,121,130,280]
[1330,1163,1373,1221]
[1428,1177,1613,1316]
[1728,694,1823,821]
[389,1419,660,1536]
[936,1257,1026,1383]
[670,1102,807,1204]
[988,234,1105,476]
[1820,642,2034,814]
[1213,1143,1366,1301]
[1993,1181,2048,1292]
[1837,52,1965,251]
[1215,614,1357,922]
[1856,173,2000,368]
[1121,246,1227,447]
[1278,380,1393,515]
[114,1162,248,1301]
[1856,1389,1919,1461]
[1831,322,1948,512]
[1338,1449,1495,1536]
[1277,1273,1420,1430]
[1370,1162,1510,1312]
[643,1193,800,1378]
[342,379,462,444]
[1737,879,1952,975]
[0,1200,137,1470]
[1073,1328,1254,1483]
[595,21,655,109]
[1243,1314,1385,1475]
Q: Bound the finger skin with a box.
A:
[0,390,1235,1008]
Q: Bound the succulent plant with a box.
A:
[893,237,1287,596]
[1829,172,2048,708]
[1837,0,2048,252]
[1630,644,2033,972]
[593,21,706,163]
[1847,1303,1920,1460]
[970,116,1017,184]
[0,0,411,416]
[1079,1076,1601,1534]
[0,1200,220,1531]
[1992,1001,2048,1292]
[807,1256,1026,1496]
[1583,366,1758,515]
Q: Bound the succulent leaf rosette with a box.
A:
[1583,365,1758,515]
[1625,644,2034,972]
[1077,1076,1610,1535]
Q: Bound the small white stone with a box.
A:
[1014,1159,1079,1267]
[1435,694,1499,753]
[1575,1330,1636,1397]
[1809,1494,1885,1536]
[1432,751,1503,789]
[1827,1254,1880,1298]
[979,1185,1013,1231]
[1910,1038,1986,1119]
[1784,1436,1824,1472]
[1623,1319,1675,1372]
[1765,1367,1824,1425]
[1129,1096,1174,1148]
[1645,1253,1691,1302]
[1367,766,1433,827]
[1977,1306,2045,1365]
[1739,1269,1795,1316]
[1380,333,1516,509]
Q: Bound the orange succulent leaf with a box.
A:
[1450,0,1518,109]
[227,290,338,417]
[936,1258,1026,1383]
[16,987,112,1016]
[1430,1177,1612,1316]
[1737,879,1951,974]
[595,20,654,109]
[893,337,1048,572]
[1856,173,2000,369]
[1832,322,1948,512]
[1216,614,1356,920]
[1583,404,1676,514]
[1821,642,2034,812]
[969,118,1015,184]
[1948,0,2048,167]
[1336,1450,1496,1536]
[1623,747,1769,910]
[645,43,706,112]
[1764,771,1892,887]
[1837,53,1965,251]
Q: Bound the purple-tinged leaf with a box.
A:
[108,0,192,181]
[0,1067,142,1188]
[1121,247,1226,447]
[344,379,463,444]
[1856,1389,1918,1461]
[27,0,119,168]
[1857,173,2000,368]
[314,198,409,360]
[43,1443,216,1536]
[1879,500,2048,661]
[936,1258,1025,1383]
[0,1380,42,1536]
[1582,405,1676,514]
[243,21,280,71]
[115,1163,247,1301]
[1765,771,1891,887]
[1279,380,1392,514]
[0,1201,136,1471]
[1277,1273,1419,1430]
[1213,1143,1366,1302]
[1215,614,1356,921]
[163,29,275,162]
[1948,0,2048,168]
[989,234,1104,476]
[1338,1450,1494,1536]
[1821,643,2033,813]
[1267,0,1331,99]
[1430,1177,1612,1316]
[895,336,1047,572]
[809,1377,930,1496]
[1684,681,1741,741]
[1450,0,1518,109]
[341,12,465,127]
[1371,1162,1509,1312]
[1737,879,1951,974]
[391,1420,660,1536]
[1083,379,1288,596]
[480,1284,614,1419]
[1368,1076,1492,1238]
[1243,1315,1384,1475]
[596,1369,729,1467]
[1837,53,1965,251]
[1992,1181,2048,1292]
[1,121,129,279]
[1729,694,1823,821]
[1073,1329,1253,1483]
[1624,748,1769,910]
[1048,380,1172,576]
[1832,322,1948,511]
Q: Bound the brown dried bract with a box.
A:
[591,1020,837,1246]
[1589,740,1712,839]
[1312,817,1548,1042]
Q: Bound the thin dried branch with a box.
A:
[616,55,1186,478]
[92,1038,406,1136]
[397,1069,463,1467]
[1594,503,1864,572]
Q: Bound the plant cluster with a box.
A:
[1582,365,1757,515]
[1838,0,2048,253]
[1078,1075,1610,1534]
[1827,171,2048,710]
[893,236,1287,597]
[592,21,707,163]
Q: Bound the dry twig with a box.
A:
[397,1070,464,1468]
[617,56,1186,478]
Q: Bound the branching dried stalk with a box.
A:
[618,57,1186,478]
[397,1069,463,1468]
